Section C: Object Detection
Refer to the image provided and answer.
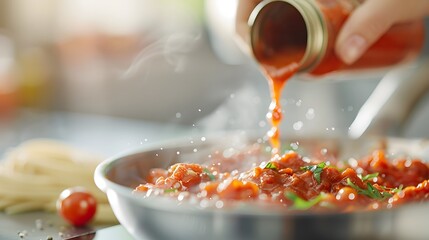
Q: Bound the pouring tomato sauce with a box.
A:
[134,0,428,212]
[134,59,429,212]
[135,48,429,212]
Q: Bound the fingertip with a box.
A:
[334,0,396,64]
[336,34,368,65]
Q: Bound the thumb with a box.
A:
[335,0,428,65]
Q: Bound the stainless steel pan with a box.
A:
[94,132,429,240]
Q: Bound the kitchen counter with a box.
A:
[0,110,193,240]
[0,210,133,240]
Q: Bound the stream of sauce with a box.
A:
[256,47,304,156]
[262,61,298,156]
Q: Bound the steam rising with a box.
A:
[122,33,201,79]
[198,85,266,132]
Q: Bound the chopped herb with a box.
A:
[164,188,178,193]
[264,162,278,170]
[391,185,404,194]
[346,178,392,200]
[300,162,326,183]
[203,168,216,181]
[379,184,403,194]
[285,192,324,210]
[361,172,379,181]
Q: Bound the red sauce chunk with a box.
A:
[134,147,429,212]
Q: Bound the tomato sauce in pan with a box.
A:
[135,146,429,211]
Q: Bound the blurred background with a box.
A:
[0,0,428,150]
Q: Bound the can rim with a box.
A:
[248,0,328,72]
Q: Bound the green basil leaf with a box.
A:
[164,188,178,193]
[203,168,216,181]
[285,192,324,210]
[300,162,326,183]
[346,178,392,200]
[264,162,278,170]
[361,172,379,181]
[391,185,404,194]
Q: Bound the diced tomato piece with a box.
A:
[217,179,259,200]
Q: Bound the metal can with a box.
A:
[248,0,425,77]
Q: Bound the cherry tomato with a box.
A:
[57,187,97,226]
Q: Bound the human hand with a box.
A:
[335,0,429,65]
[235,0,261,48]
